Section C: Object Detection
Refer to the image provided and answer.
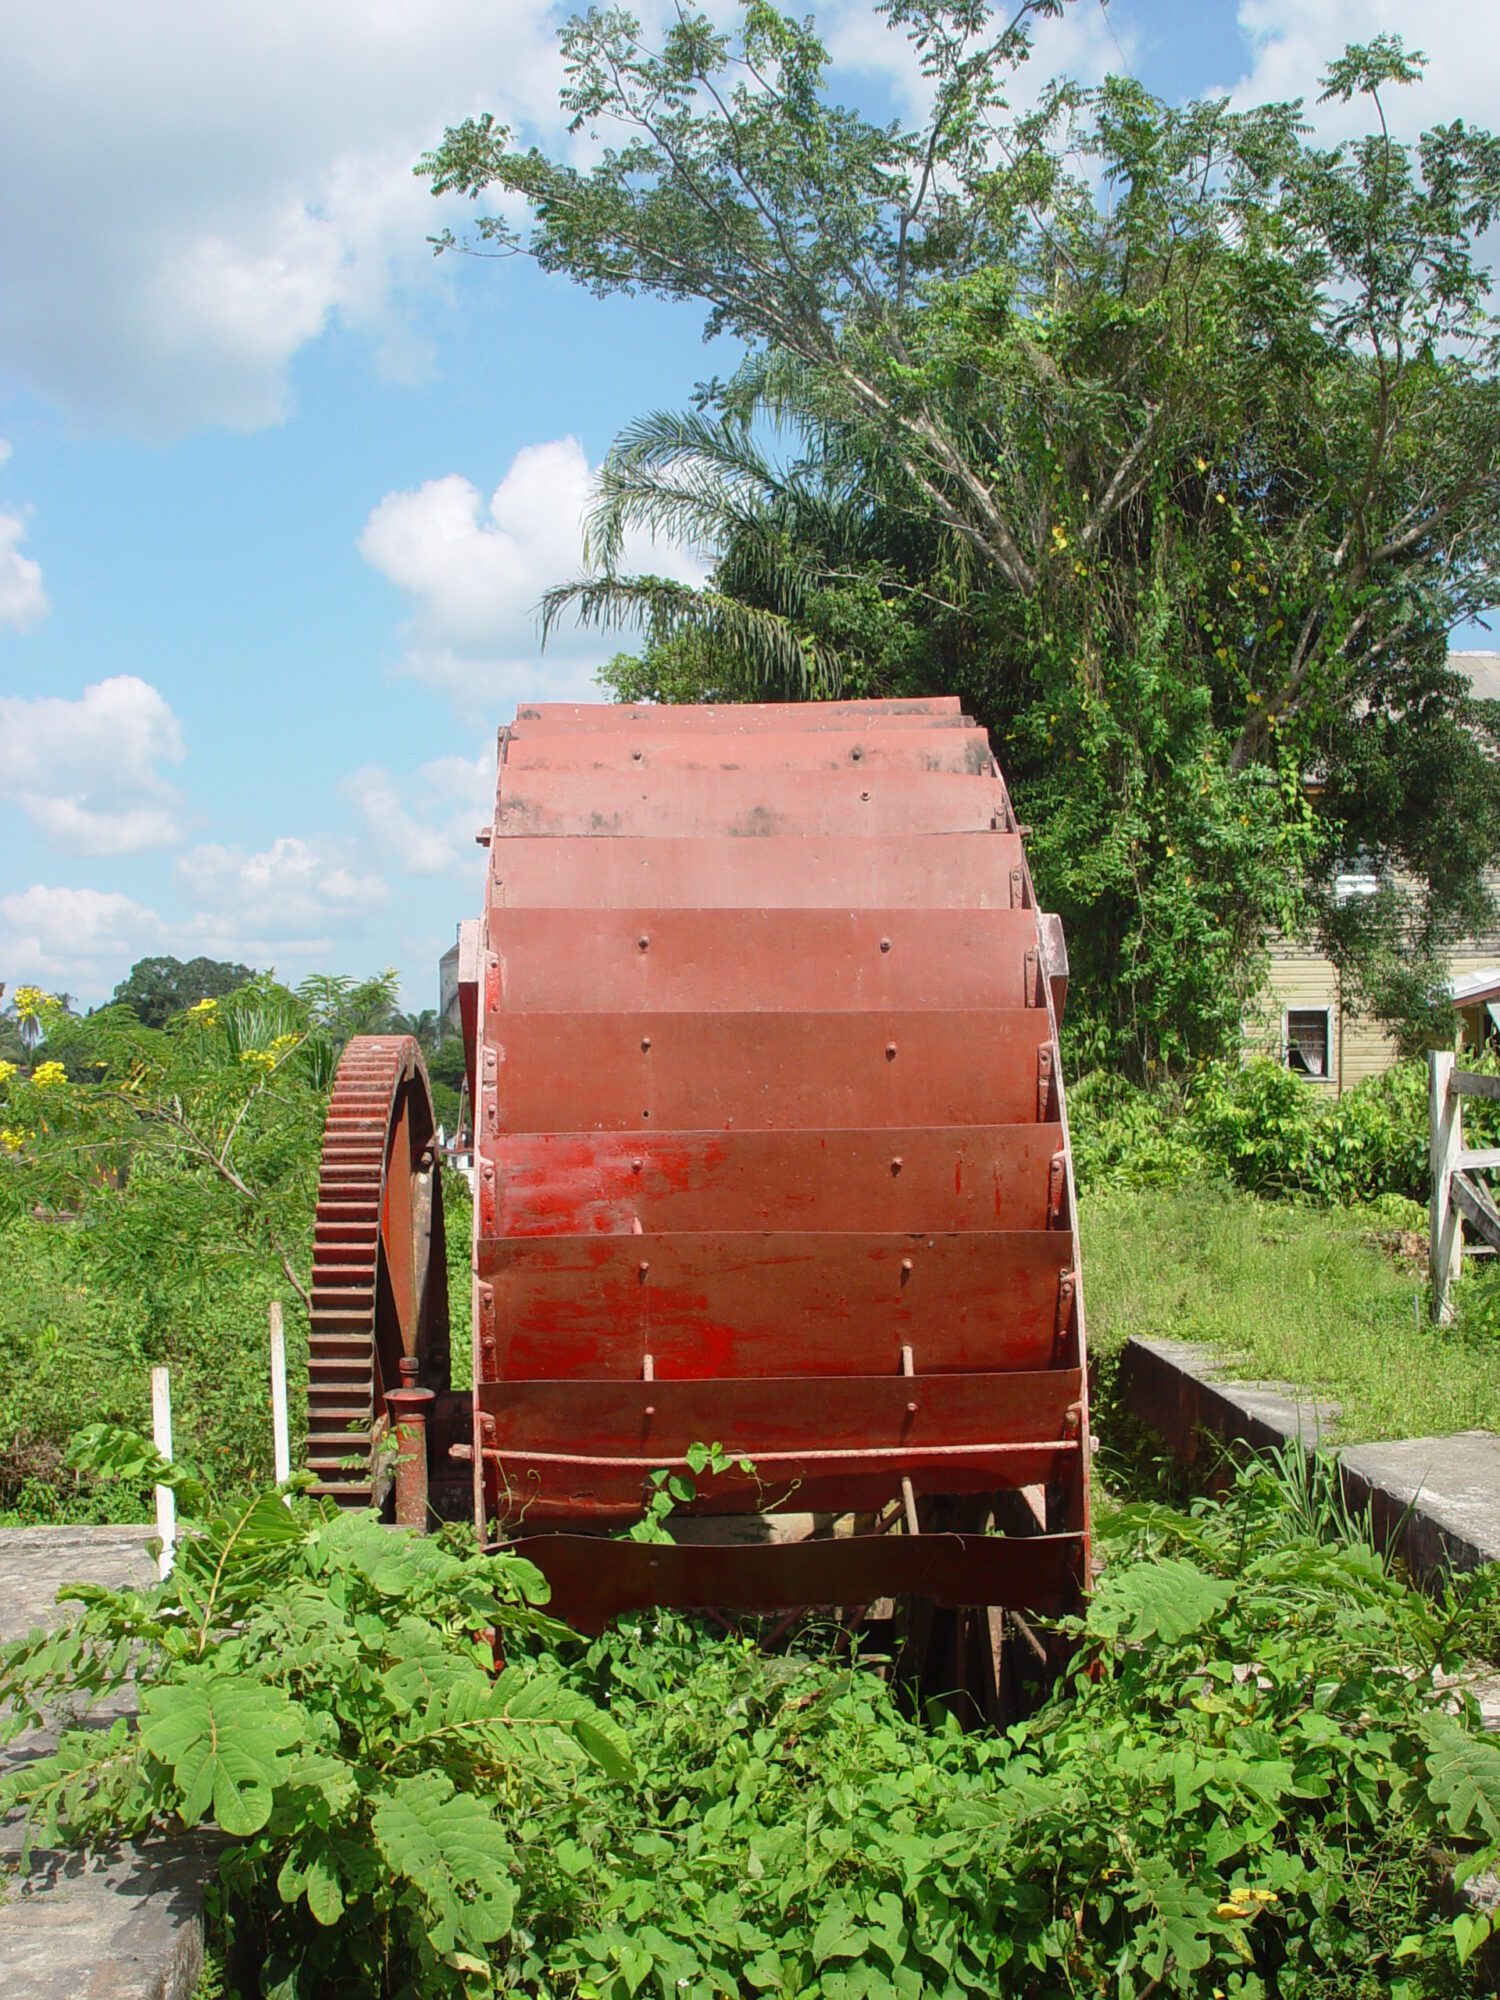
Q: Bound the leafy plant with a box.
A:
[7,1433,1500,1996]
[0,971,472,1522]
[0,1430,630,1998]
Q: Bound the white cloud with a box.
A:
[0,884,164,988]
[342,747,494,877]
[176,837,389,956]
[0,677,183,854]
[0,1,1147,441]
[0,0,568,437]
[359,436,705,713]
[1229,1,1500,138]
[0,510,46,632]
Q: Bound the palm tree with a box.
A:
[541,389,975,700]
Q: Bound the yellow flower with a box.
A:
[30,1061,68,1089]
[1050,523,1069,550]
[0,1128,24,1153]
[0,1060,16,1086]
[187,997,219,1019]
[13,984,46,1021]
[1195,456,1208,472]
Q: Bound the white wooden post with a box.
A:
[150,1364,176,1579]
[269,1300,291,1495]
[1431,1050,1463,1323]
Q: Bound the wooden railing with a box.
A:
[1428,1050,1500,1321]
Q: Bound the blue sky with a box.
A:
[1,0,1492,1010]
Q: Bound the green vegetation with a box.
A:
[6,1434,1500,1997]
[111,956,257,1030]
[1069,1054,1494,1206]
[0,974,471,1523]
[425,2,1500,1069]
[1083,1183,1500,1446]
[1072,1052,1500,1444]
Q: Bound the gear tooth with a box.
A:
[306,1033,445,1516]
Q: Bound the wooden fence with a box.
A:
[1428,1050,1500,1321]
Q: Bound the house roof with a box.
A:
[1452,652,1500,702]
[1449,965,1500,1008]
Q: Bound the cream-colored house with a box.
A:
[1248,652,1500,1093]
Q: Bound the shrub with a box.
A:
[6,1436,1500,1996]
[1072,1055,1500,1208]
[1066,1071,1213,1191]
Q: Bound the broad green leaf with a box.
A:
[1088,1558,1235,1646]
[138,1679,305,1835]
[813,1899,866,1964]
[1423,1718,1500,1841]
[371,1771,516,1954]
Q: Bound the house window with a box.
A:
[1285,1007,1332,1080]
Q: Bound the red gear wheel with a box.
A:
[306,1035,449,1508]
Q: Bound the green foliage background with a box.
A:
[423,3,1500,1071]
[0,973,472,1523]
[7,1442,1500,1997]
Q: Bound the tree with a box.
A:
[422,4,1500,1069]
[113,955,255,1029]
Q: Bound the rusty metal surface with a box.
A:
[471,695,1090,1617]
[477,1230,1072,1379]
[514,696,966,730]
[495,767,1004,840]
[490,1126,1066,1236]
[477,1367,1079,1517]
[306,1037,450,1508]
[489,832,1025,909]
[517,1529,1087,1625]
[504,724,995,776]
[493,908,1042,1012]
[487,1011,1050,1131]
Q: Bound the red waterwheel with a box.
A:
[306,1035,450,1508]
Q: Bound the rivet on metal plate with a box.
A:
[860,790,870,801]
[906,1400,918,1416]
[638,1261,650,1280]
[641,1036,652,1051]
[879,937,891,952]
[885,1042,897,1060]
[632,1157,644,1172]
[890,1156,903,1174]
[638,935,649,951]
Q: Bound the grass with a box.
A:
[1083,1182,1500,1444]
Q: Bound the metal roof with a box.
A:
[1452,652,1500,702]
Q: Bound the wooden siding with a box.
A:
[1254,933,1500,1094]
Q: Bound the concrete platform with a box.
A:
[0,1525,206,2000]
[1119,1335,1500,1583]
